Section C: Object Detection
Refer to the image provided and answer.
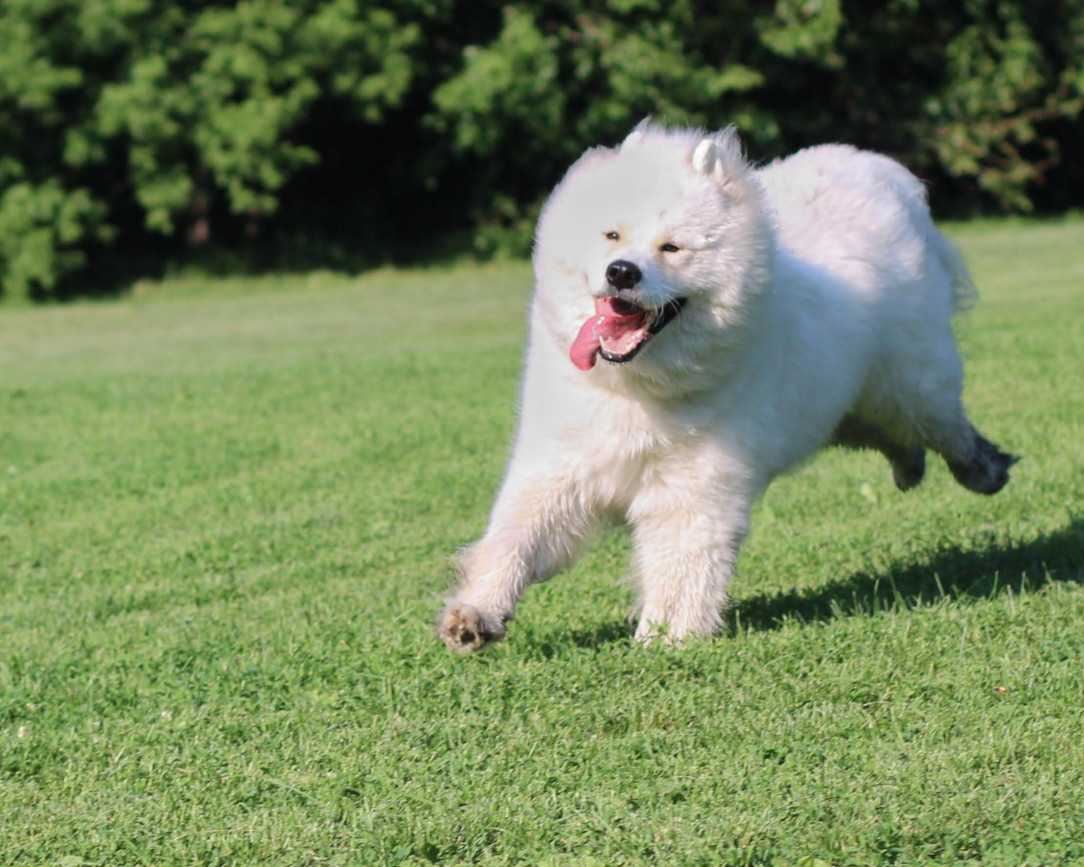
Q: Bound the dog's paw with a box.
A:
[891,447,926,491]
[633,621,661,647]
[436,602,506,653]
[634,617,711,648]
[948,436,1018,496]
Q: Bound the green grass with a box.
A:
[2,219,1083,866]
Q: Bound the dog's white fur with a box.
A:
[437,123,1012,651]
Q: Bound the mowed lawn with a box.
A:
[2,219,1083,865]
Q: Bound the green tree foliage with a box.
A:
[0,0,1081,300]
[0,0,436,299]
[430,0,1084,242]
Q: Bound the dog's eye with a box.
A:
[660,242,680,253]
[605,231,620,241]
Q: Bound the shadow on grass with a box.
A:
[523,518,1084,651]
[728,517,1084,633]
[523,620,634,659]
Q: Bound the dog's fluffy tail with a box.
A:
[929,228,979,314]
[875,155,978,315]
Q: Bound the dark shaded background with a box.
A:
[0,0,1081,300]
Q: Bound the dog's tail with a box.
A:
[929,228,978,314]
[877,155,979,315]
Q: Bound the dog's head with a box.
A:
[533,123,772,393]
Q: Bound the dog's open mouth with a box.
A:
[570,296,687,371]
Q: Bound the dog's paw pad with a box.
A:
[436,604,505,653]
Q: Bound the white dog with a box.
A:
[437,123,1015,651]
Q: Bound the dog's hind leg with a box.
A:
[897,391,1017,495]
[931,420,1018,495]
[831,414,927,491]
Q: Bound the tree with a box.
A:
[0,0,1081,300]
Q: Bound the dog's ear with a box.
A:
[692,129,749,200]
[691,139,717,176]
[621,117,659,150]
[573,145,616,172]
[621,127,648,150]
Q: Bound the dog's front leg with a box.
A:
[437,468,595,652]
[630,479,755,645]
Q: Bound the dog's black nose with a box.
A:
[606,260,642,290]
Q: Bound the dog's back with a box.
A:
[758,144,1013,492]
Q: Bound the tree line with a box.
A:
[1,0,1081,300]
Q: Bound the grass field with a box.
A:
[2,218,1083,865]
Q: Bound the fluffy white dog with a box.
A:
[437,123,1015,651]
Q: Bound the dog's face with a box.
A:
[533,126,771,391]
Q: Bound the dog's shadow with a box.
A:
[551,518,1083,648]
[731,517,1083,633]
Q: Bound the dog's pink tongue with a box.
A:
[570,297,647,371]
